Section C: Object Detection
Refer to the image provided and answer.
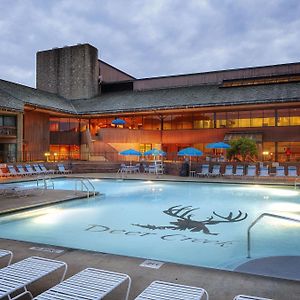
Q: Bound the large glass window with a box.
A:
[215,112,227,128]
[277,109,290,126]
[193,113,214,128]
[238,111,251,127]
[289,108,300,126]
[0,115,16,127]
[251,110,263,127]
[227,112,239,128]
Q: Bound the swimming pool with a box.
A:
[0,179,299,272]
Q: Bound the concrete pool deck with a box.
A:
[0,173,299,299]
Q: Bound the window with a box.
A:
[139,144,152,154]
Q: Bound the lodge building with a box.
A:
[1,43,300,163]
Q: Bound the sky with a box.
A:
[1,0,300,88]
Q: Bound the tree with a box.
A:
[227,137,258,161]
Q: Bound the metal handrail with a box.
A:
[36,177,54,190]
[247,213,300,258]
[294,178,300,189]
[75,178,96,198]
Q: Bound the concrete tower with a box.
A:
[36,43,99,99]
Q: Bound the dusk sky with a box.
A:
[1,0,300,88]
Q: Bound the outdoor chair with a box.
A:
[209,164,221,176]
[275,165,286,177]
[0,256,67,300]
[39,163,55,174]
[287,166,298,177]
[33,268,131,300]
[246,165,257,177]
[233,295,273,300]
[7,165,20,176]
[57,163,72,174]
[134,280,209,300]
[259,166,269,177]
[197,164,210,177]
[117,163,128,173]
[0,168,11,178]
[0,249,13,266]
[17,165,33,176]
[234,165,244,176]
[25,164,38,175]
[33,163,46,174]
[223,165,233,176]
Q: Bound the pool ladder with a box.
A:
[294,178,300,189]
[36,177,55,190]
[75,178,96,198]
[247,213,300,258]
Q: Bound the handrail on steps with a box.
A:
[247,213,300,258]
[75,178,96,198]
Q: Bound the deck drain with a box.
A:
[140,260,164,269]
[29,246,64,254]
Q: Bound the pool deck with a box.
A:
[0,173,299,299]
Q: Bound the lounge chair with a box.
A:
[25,164,38,175]
[223,165,233,176]
[209,164,221,176]
[117,163,128,173]
[259,166,269,177]
[0,256,67,300]
[287,166,298,177]
[57,163,72,174]
[0,249,13,266]
[134,280,208,300]
[39,163,55,174]
[33,163,46,174]
[17,164,33,176]
[234,165,244,176]
[7,165,20,176]
[33,268,131,300]
[246,165,257,177]
[275,165,286,177]
[0,168,11,178]
[233,295,273,300]
[197,164,210,177]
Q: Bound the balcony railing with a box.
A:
[0,126,17,137]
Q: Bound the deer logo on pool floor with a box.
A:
[132,205,248,235]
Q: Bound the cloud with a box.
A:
[0,0,300,87]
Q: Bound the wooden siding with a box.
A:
[23,111,49,160]
[50,131,80,145]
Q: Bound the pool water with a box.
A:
[0,179,299,271]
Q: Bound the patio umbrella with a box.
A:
[178,147,203,169]
[112,118,126,126]
[206,142,231,149]
[144,149,166,156]
[119,149,142,165]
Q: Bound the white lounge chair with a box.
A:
[275,165,286,177]
[39,163,55,174]
[234,294,273,300]
[7,165,20,176]
[287,166,298,177]
[0,249,13,266]
[25,164,38,175]
[223,165,233,176]
[33,268,131,300]
[197,164,210,177]
[209,165,221,176]
[234,165,244,176]
[0,256,67,300]
[33,163,46,174]
[17,165,33,176]
[259,166,269,177]
[246,165,256,177]
[57,163,72,174]
[134,280,208,300]
[0,168,11,177]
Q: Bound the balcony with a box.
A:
[0,126,17,137]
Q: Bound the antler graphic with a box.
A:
[132,205,248,235]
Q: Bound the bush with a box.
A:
[227,137,258,161]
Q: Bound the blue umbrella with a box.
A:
[120,149,142,156]
[206,142,230,149]
[178,147,203,156]
[178,147,203,170]
[112,118,126,125]
[144,149,166,156]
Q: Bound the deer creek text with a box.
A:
[84,224,234,247]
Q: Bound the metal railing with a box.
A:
[36,177,55,190]
[247,213,300,258]
[74,178,96,198]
